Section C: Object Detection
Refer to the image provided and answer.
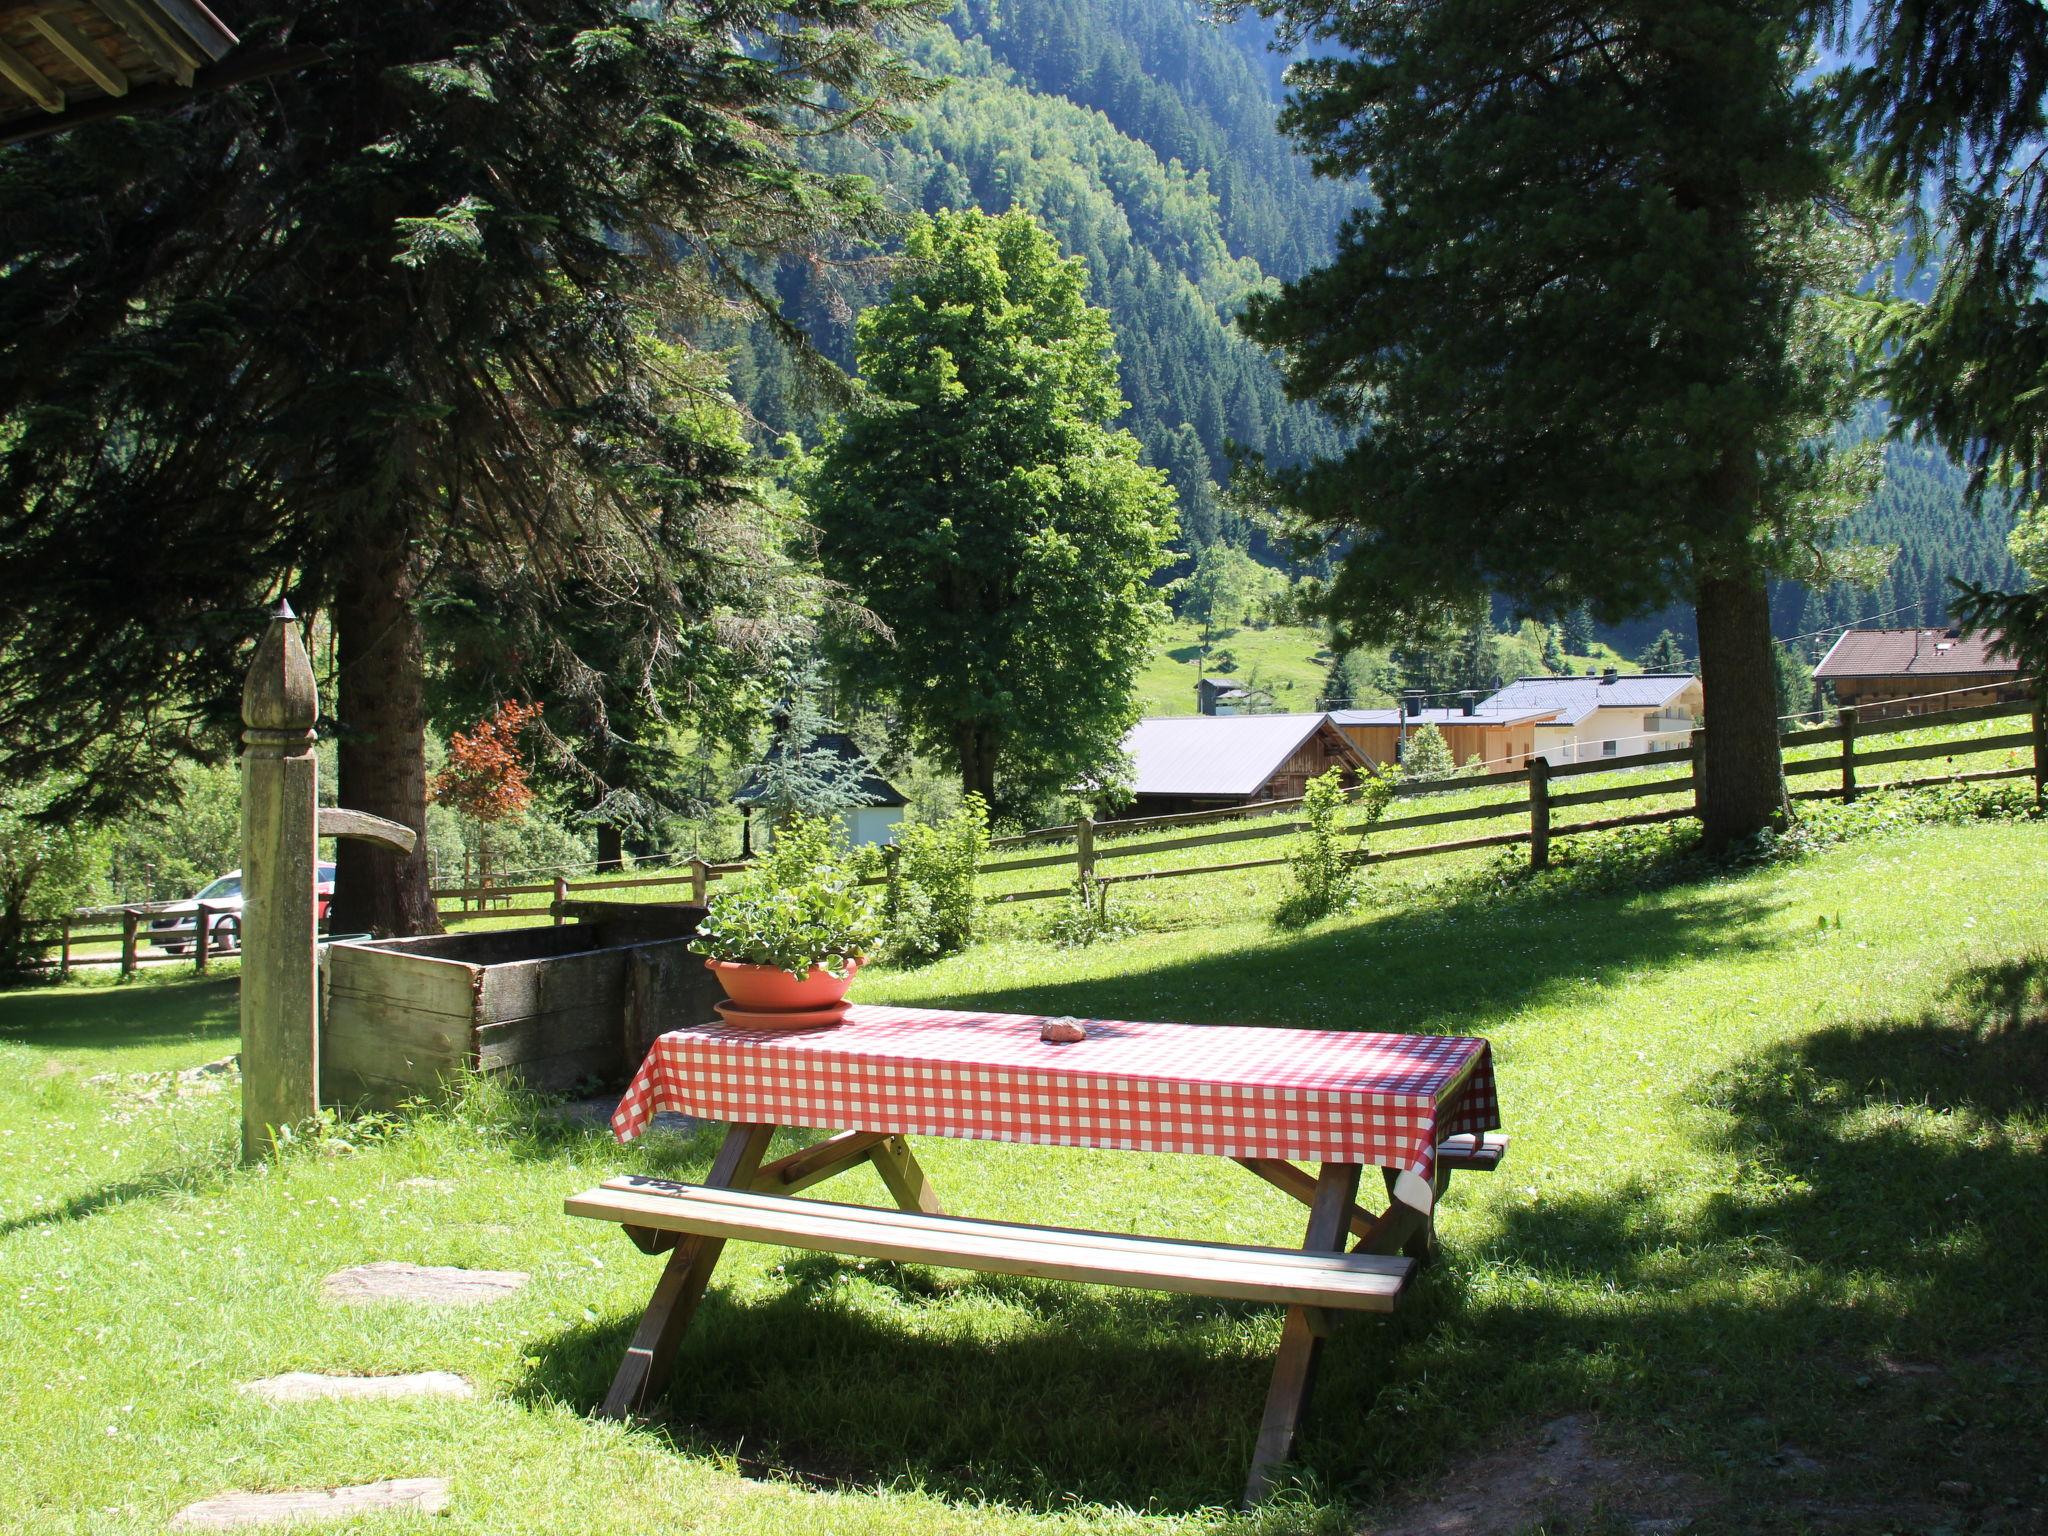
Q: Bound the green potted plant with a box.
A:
[690,816,880,1021]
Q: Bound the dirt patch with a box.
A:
[1361,1415,1713,1536]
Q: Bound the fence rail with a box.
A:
[434,692,2048,921]
[27,691,2044,970]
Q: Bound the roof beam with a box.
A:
[144,0,234,62]
[90,0,191,84]
[27,10,128,97]
[0,38,64,112]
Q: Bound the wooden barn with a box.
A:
[1116,714,1371,817]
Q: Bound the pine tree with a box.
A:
[0,0,934,935]
[1637,631,1692,674]
[1401,723,1456,782]
[1236,0,1885,849]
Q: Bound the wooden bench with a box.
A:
[568,1175,1417,1312]
[574,1122,1508,1504]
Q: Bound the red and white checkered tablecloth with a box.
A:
[611,1005,1498,1198]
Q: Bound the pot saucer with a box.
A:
[714,999,850,1031]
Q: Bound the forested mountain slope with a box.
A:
[731,0,2022,637]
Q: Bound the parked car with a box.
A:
[149,863,336,954]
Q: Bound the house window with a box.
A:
[1601,740,1618,757]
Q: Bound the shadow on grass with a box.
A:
[0,975,238,1056]
[905,877,1788,1037]
[518,950,2048,1524]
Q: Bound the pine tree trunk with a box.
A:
[595,823,623,873]
[1693,567,1789,852]
[328,536,442,938]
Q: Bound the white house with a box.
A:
[1480,671,1702,766]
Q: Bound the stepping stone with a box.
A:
[170,1477,449,1529]
[240,1371,474,1403]
[321,1261,526,1307]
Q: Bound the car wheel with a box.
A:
[213,917,241,954]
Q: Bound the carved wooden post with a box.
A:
[1839,704,1859,804]
[240,600,321,1161]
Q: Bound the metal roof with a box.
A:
[1331,706,1554,727]
[1813,628,2019,680]
[1481,674,1697,726]
[1122,713,1348,798]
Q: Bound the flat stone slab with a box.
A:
[170,1477,449,1529]
[321,1262,527,1307]
[240,1371,474,1403]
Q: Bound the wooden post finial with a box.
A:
[242,599,318,736]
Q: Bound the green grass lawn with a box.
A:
[2,818,2044,1533]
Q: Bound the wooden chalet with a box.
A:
[1116,713,1371,817]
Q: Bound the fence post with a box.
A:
[1076,814,1096,885]
[552,876,568,925]
[120,908,138,978]
[239,600,321,1163]
[1528,759,1550,871]
[2034,695,2045,806]
[194,903,211,974]
[1690,727,1708,827]
[689,856,708,906]
[60,914,72,979]
[1839,704,1859,804]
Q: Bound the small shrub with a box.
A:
[1276,765,1399,928]
[1400,722,1456,781]
[1044,875,1132,948]
[884,794,990,963]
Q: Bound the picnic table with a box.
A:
[569,1003,1504,1503]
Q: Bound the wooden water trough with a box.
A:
[319,905,719,1110]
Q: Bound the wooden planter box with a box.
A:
[320,908,718,1110]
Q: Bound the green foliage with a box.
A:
[1399,723,1457,783]
[811,209,1178,810]
[727,3,1355,556]
[1043,875,1133,948]
[1638,631,1693,674]
[1832,0,2048,507]
[0,0,934,837]
[742,661,887,829]
[0,776,104,976]
[1237,0,1887,842]
[690,816,880,978]
[883,795,992,964]
[1276,765,1396,928]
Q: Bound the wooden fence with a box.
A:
[27,691,2042,971]
[37,901,235,979]
[429,692,2046,919]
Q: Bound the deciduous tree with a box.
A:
[810,210,1178,810]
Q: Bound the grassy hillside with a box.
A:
[2,813,2043,1532]
[1132,620,1333,715]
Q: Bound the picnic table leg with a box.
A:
[600,1121,776,1420]
[868,1135,944,1214]
[1244,1161,1363,1506]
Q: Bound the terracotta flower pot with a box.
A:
[704,957,862,1012]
